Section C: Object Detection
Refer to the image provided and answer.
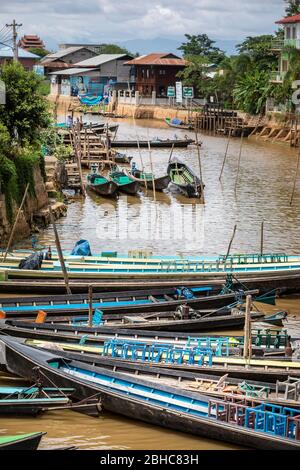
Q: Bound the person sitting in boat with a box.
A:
[131,161,137,175]
[66,115,73,128]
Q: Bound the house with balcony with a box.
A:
[125,53,187,97]
[271,13,300,83]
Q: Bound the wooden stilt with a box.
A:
[49,205,72,295]
[147,138,156,201]
[1,183,30,262]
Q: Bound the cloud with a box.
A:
[0,0,286,50]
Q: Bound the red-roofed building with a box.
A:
[271,14,300,84]
[125,53,187,97]
[18,35,45,51]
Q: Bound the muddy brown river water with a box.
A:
[3,116,300,449]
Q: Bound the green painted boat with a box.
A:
[0,432,45,450]
[87,167,118,197]
[109,169,140,195]
[127,166,170,191]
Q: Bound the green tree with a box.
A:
[285,0,300,16]
[233,69,277,114]
[178,34,225,64]
[236,35,278,70]
[0,62,51,145]
[177,55,214,97]
[94,44,134,56]
[28,47,50,58]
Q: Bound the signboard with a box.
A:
[33,65,45,76]
[167,86,175,98]
[175,81,183,103]
[183,87,194,99]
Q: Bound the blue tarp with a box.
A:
[171,118,183,125]
[71,240,92,256]
[79,95,103,106]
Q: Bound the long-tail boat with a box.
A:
[0,320,289,353]
[109,168,140,195]
[165,118,194,130]
[167,158,204,198]
[125,167,170,191]
[1,337,300,450]
[0,396,70,416]
[86,165,118,197]
[0,432,45,450]
[0,287,261,317]
[20,347,300,410]
[110,138,195,148]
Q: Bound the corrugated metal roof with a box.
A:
[49,67,98,76]
[43,46,93,60]
[276,14,300,24]
[125,53,186,66]
[75,53,132,67]
[0,48,40,59]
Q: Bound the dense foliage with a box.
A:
[0,62,52,221]
[178,1,300,113]
[285,0,300,15]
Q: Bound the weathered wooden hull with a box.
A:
[87,181,118,197]
[111,139,194,148]
[1,338,299,450]
[0,288,258,318]
[0,432,44,450]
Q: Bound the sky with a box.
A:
[0,0,288,52]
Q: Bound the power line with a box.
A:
[5,20,22,61]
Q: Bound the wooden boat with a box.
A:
[24,348,300,409]
[0,287,261,318]
[0,432,45,450]
[126,167,170,191]
[113,152,133,165]
[258,311,288,327]
[91,123,119,134]
[1,337,300,450]
[0,385,74,398]
[111,138,195,148]
[86,167,118,197]
[0,396,70,416]
[165,118,194,130]
[0,320,288,353]
[109,169,140,195]
[167,158,204,198]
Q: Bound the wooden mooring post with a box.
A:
[234,132,244,194]
[1,183,30,262]
[88,284,93,327]
[219,129,232,181]
[243,295,252,359]
[290,146,300,206]
[225,224,237,261]
[49,205,72,295]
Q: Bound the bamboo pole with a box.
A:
[48,205,72,295]
[225,224,237,261]
[147,139,156,201]
[219,129,232,181]
[260,221,264,257]
[234,132,244,194]
[74,126,87,197]
[1,183,30,262]
[88,284,93,327]
[243,295,252,359]
[195,127,205,204]
[168,144,175,164]
[290,146,300,206]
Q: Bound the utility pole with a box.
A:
[6,20,22,62]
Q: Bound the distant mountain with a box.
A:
[118,37,239,56]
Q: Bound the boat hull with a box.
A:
[87,181,118,197]
[1,339,299,450]
[0,432,44,450]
